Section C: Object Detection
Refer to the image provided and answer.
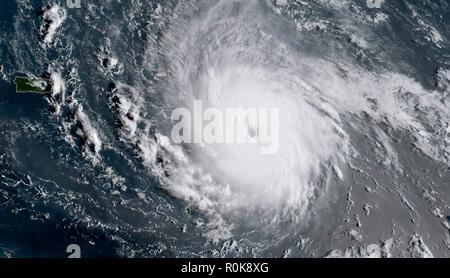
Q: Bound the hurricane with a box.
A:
[139,0,448,244]
[0,0,449,257]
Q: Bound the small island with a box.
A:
[14,76,49,93]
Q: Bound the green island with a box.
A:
[14,76,48,93]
